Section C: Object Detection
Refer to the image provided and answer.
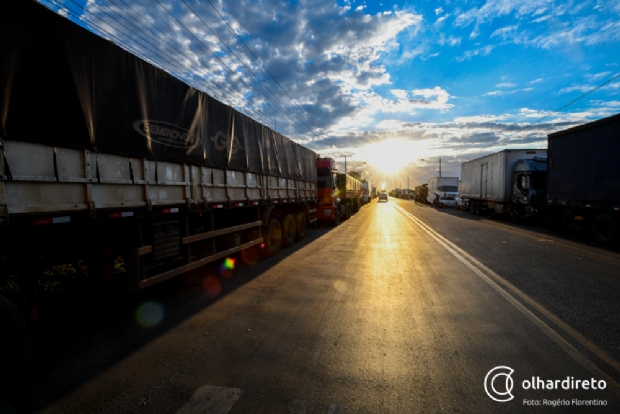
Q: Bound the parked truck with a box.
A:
[361,180,372,204]
[426,177,459,204]
[415,184,428,203]
[316,157,363,223]
[546,114,620,242]
[460,149,547,217]
[0,0,319,372]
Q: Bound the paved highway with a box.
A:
[4,197,620,413]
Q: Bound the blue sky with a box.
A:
[39,0,620,187]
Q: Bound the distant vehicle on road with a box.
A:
[378,192,388,202]
[437,196,457,208]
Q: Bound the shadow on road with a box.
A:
[2,221,340,414]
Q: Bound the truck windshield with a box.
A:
[440,186,458,192]
[317,173,331,188]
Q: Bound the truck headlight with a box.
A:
[324,209,332,216]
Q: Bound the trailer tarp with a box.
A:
[548,114,620,204]
[0,0,316,182]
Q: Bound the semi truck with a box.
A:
[460,149,547,217]
[415,184,428,203]
[361,180,372,204]
[316,156,363,223]
[546,114,620,243]
[0,0,319,371]
[426,177,459,204]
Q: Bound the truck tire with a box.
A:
[469,201,475,214]
[262,218,282,257]
[0,295,32,381]
[592,214,616,243]
[333,206,342,226]
[474,201,481,216]
[294,213,307,241]
[280,214,296,248]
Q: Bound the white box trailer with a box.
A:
[460,149,547,216]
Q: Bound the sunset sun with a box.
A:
[363,139,420,174]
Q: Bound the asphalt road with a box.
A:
[3,197,620,414]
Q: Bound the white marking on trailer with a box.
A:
[288,400,307,414]
[52,216,71,224]
[175,385,243,414]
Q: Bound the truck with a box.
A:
[460,149,547,217]
[426,177,459,205]
[361,180,372,204]
[0,0,319,372]
[316,156,363,223]
[414,184,428,203]
[546,113,620,243]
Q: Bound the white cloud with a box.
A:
[484,87,533,96]
[454,115,508,123]
[491,25,519,39]
[435,7,444,16]
[438,33,462,46]
[495,82,517,88]
[456,45,496,61]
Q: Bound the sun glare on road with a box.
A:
[363,139,420,174]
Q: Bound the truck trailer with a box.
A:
[361,180,372,204]
[460,149,547,217]
[0,0,319,371]
[546,113,620,242]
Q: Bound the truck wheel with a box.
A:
[592,214,616,243]
[294,213,307,241]
[344,205,351,220]
[280,214,296,248]
[0,295,32,381]
[469,201,475,214]
[333,207,341,226]
[262,218,282,257]
[474,201,481,216]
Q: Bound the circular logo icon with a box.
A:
[484,366,514,402]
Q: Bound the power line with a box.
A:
[203,0,340,150]
[505,72,620,140]
[153,0,311,142]
[42,0,311,145]
[179,0,315,136]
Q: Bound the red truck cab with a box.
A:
[316,156,340,221]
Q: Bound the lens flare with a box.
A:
[202,276,222,297]
[219,257,236,278]
[135,301,165,328]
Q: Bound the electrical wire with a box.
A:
[153,0,311,141]
[41,0,311,144]
[203,0,340,149]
